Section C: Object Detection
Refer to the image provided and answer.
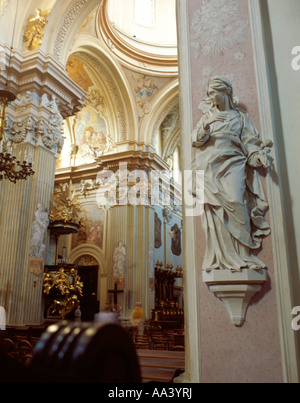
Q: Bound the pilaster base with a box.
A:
[203,268,267,326]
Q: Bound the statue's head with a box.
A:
[207,76,232,93]
[206,76,236,110]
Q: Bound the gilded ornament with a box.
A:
[43,267,83,320]
[23,8,51,50]
[49,182,81,224]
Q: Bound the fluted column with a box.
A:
[107,203,155,319]
[93,150,177,319]
[0,48,86,325]
[0,145,56,324]
[107,205,129,315]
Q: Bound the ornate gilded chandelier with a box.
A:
[0,89,35,183]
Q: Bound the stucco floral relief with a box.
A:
[190,0,248,58]
[189,0,258,128]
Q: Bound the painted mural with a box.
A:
[66,55,93,92]
[132,73,158,118]
[72,204,105,250]
[123,70,168,118]
[74,107,108,164]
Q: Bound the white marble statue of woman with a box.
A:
[29,203,49,258]
[113,242,126,277]
[192,76,272,272]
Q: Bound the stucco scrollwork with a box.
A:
[5,118,27,144]
[13,91,33,112]
[40,94,64,131]
[36,119,63,152]
[53,0,103,61]
[53,0,89,60]
[86,88,107,115]
[80,179,100,197]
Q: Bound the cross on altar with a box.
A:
[108,282,123,307]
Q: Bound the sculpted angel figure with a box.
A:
[23,8,51,50]
[192,76,273,272]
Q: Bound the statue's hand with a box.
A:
[248,147,273,168]
[203,109,226,130]
[192,133,210,148]
[192,108,228,148]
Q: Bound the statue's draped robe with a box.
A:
[195,109,270,272]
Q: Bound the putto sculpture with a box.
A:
[193,76,273,273]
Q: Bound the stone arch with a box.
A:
[68,243,106,274]
[3,0,102,56]
[163,129,180,160]
[50,0,102,64]
[66,38,138,143]
[68,243,110,313]
[160,106,181,161]
[139,80,179,149]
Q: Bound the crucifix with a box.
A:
[108,282,123,308]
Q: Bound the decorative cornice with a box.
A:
[0,46,87,155]
[54,148,182,209]
[0,46,86,119]
[96,149,171,173]
[55,148,171,181]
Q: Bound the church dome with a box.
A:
[97,0,178,75]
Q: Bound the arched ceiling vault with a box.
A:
[67,42,138,143]
[2,0,180,162]
[97,0,178,77]
[161,106,181,161]
[49,0,102,65]
[139,79,179,147]
[0,0,102,60]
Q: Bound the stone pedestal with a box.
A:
[203,268,267,326]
